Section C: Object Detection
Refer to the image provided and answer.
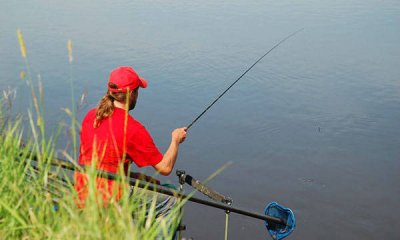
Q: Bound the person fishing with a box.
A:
[74,66,187,206]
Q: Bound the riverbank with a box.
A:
[0,100,182,239]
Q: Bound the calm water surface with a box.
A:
[1,1,400,239]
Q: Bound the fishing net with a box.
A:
[264,202,296,240]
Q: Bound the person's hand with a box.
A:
[172,127,187,144]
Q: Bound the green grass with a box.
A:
[0,87,184,240]
[0,30,184,239]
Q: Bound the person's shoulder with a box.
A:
[88,108,97,115]
[128,116,145,130]
[127,117,154,141]
[112,108,147,131]
[83,108,97,120]
[80,108,96,128]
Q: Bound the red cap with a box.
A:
[108,66,148,93]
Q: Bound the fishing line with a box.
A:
[186,28,304,130]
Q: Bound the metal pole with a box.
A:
[177,172,185,240]
[28,157,286,226]
[225,210,230,240]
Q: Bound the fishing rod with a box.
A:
[186,28,304,130]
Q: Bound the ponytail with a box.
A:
[94,93,114,128]
[94,83,132,128]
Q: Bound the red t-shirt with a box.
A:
[74,107,163,206]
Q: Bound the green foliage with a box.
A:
[0,30,184,239]
[0,96,183,239]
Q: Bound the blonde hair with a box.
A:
[93,83,130,128]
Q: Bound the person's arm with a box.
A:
[153,128,187,176]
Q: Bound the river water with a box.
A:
[1,0,399,239]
